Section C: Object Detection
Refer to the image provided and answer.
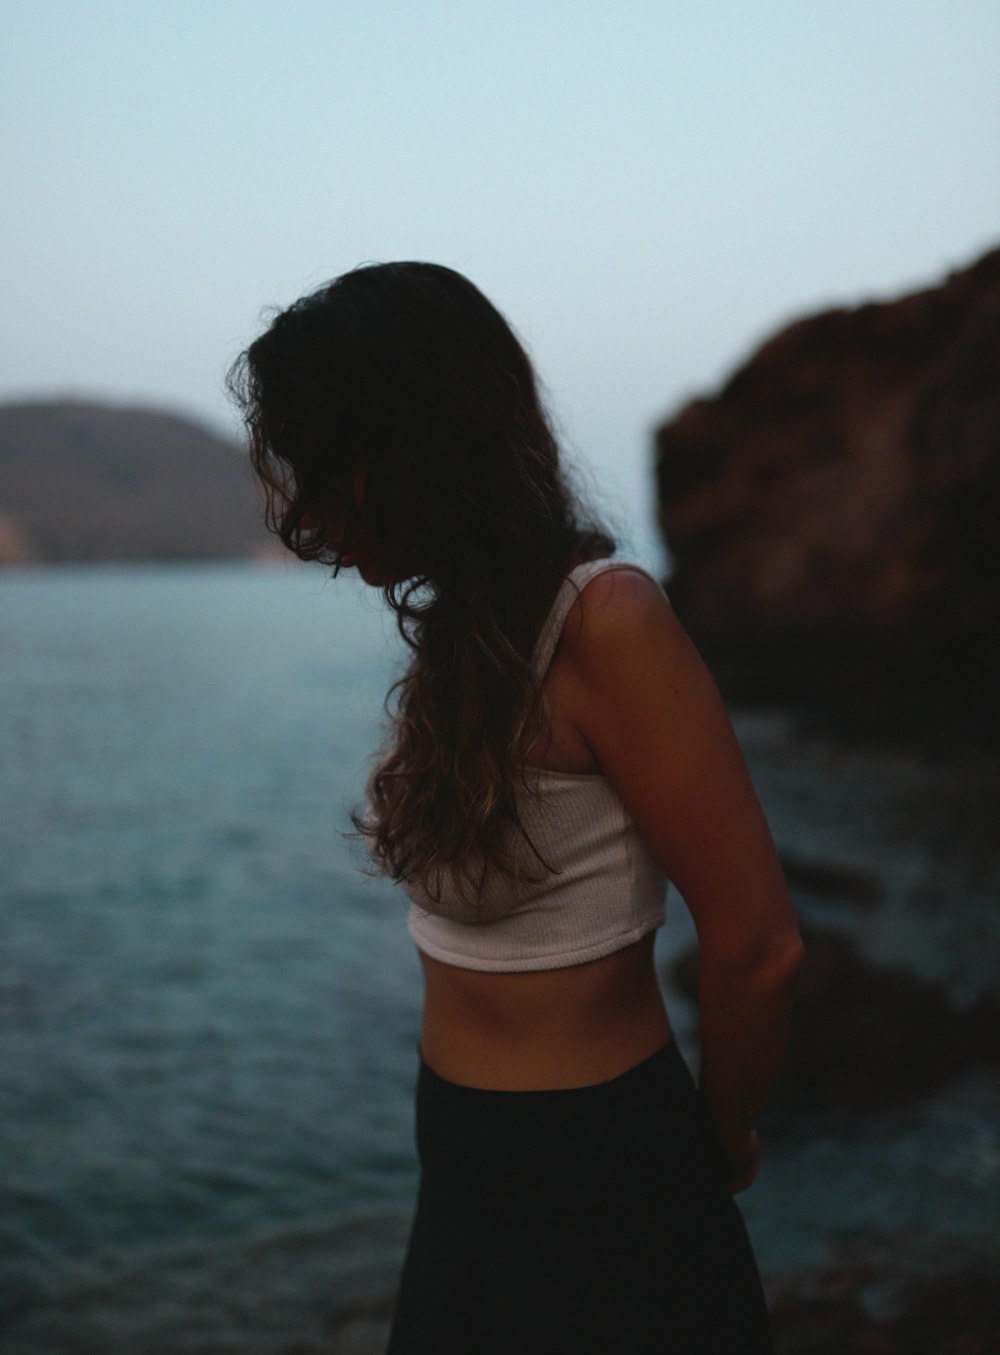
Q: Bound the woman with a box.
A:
[229,261,803,1353]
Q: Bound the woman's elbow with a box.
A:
[753,925,806,993]
[701,926,805,991]
[767,931,806,988]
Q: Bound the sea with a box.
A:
[2,563,998,1354]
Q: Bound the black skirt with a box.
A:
[386,1040,774,1354]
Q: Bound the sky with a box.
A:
[2,0,998,564]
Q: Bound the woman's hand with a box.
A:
[722,1129,761,1194]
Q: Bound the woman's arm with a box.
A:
[560,569,804,1188]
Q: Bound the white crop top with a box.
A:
[403,559,668,972]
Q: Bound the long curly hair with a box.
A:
[228,262,614,905]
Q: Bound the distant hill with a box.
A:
[0,401,276,565]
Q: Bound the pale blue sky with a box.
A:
[2,0,998,561]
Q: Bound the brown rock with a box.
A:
[654,247,1000,742]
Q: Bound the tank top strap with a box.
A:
[530,558,662,677]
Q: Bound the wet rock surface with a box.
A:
[768,1233,1000,1355]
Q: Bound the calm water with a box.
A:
[2,564,998,1352]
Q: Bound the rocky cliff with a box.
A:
[654,247,1000,742]
[0,401,272,565]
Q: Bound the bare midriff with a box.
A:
[415,563,674,1090]
[417,932,674,1090]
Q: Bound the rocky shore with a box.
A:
[767,1233,1000,1355]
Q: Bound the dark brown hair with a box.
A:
[228,262,614,903]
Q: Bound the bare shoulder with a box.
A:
[562,565,708,692]
[574,563,666,613]
[564,566,669,640]
[558,565,797,968]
